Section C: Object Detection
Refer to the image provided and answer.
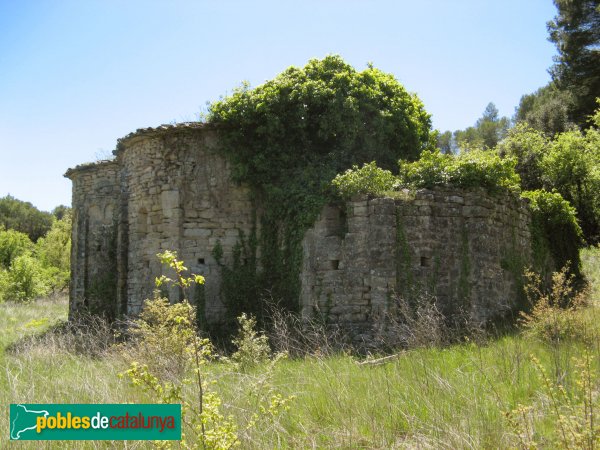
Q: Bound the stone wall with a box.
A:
[300,189,532,344]
[116,125,255,320]
[66,123,255,323]
[67,124,536,343]
[66,161,120,319]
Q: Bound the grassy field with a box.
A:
[2,250,600,449]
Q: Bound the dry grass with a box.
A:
[1,248,600,448]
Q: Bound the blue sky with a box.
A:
[0,0,557,211]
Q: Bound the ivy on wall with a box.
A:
[207,55,434,321]
[521,190,584,281]
[205,55,584,326]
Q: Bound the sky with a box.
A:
[0,0,558,212]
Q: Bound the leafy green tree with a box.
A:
[503,102,600,244]
[36,212,72,291]
[548,0,600,127]
[36,213,71,272]
[1,254,49,301]
[436,130,454,154]
[51,205,71,221]
[541,127,600,243]
[0,229,33,269]
[514,83,574,135]
[0,195,53,242]
[454,103,510,151]
[497,123,548,190]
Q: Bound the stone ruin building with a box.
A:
[66,123,536,341]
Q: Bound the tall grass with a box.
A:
[2,248,600,448]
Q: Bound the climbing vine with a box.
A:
[207,56,434,320]
[521,190,584,281]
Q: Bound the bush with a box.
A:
[36,212,71,291]
[397,149,521,193]
[0,217,71,300]
[125,294,202,380]
[520,266,588,344]
[208,55,433,184]
[0,229,33,270]
[331,161,397,199]
[231,313,271,371]
[521,190,583,279]
[122,251,293,449]
[2,254,49,301]
[496,123,547,190]
[540,127,600,244]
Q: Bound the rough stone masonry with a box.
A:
[66,123,535,340]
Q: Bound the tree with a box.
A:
[51,205,71,221]
[514,83,574,135]
[436,130,454,154]
[476,103,511,149]
[501,101,600,244]
[0,254,49,301]
[36,212,72,290]
[454,102,510,151]
[0,195,53,242]
[497,123,548,190]
[541,127,600,243]
[548,0,600,127]
[0,229,33,269]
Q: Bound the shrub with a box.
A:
[520,266,588,345]
[125,294,203,380]
[540,127,600,244]
[506,352,599,450]
[2,254,49,301]
[331,161,397,199]
[231,313,271,371]
[36,212,71,291]
[0,269,8,302]
[397,149,452,187]
[0,229,33,270]
[497,123,547,190]
[122,251,293,449]
[208,55,433,184]
[380,291,449,349]
[397,149,521,193]
[265,301,350,357]
[521,190,583,279]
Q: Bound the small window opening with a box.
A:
[198,258,205,265]
[330,260,340,270]
[420,256,430,267]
